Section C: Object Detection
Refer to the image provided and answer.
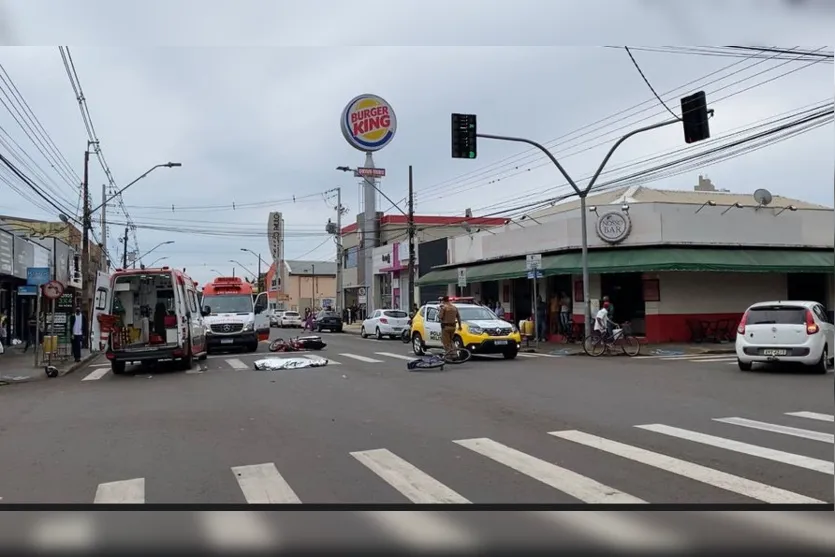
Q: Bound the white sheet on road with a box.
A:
[253,357,328,370]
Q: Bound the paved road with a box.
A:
[0,328,832,548]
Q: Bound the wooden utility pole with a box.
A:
[81,148,91,347]
[407,165,416,312]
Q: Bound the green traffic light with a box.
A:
[469,152,475,158]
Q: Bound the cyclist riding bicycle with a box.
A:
[438,295,462,355]
[594,301,615,341]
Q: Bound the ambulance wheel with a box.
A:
[111,361,127,375]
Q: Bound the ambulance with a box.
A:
[201,276,270,353]
[91,266,208,375]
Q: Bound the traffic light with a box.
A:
[680,91,710,144]
[451,113,477,159]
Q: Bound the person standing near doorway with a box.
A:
[70,306,87,363]
[535,296,547,342]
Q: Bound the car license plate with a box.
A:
[495,340,508,345]
[393,328,402,332]
[762,349,787,356]
[221,339,234,345]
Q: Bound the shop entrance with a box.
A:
[787,273,827,308]
[480,281,499,307]
[600,272,645,335]
[511,277,532,321]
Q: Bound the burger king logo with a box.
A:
[340,94,397,152]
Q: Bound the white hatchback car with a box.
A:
[279,311,302,328]
[735,300,834,373]
[361,309,410,339]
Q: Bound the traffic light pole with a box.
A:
[477,117,679,337]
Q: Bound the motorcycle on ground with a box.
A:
[401,318,412,343]
[268,335,327,352]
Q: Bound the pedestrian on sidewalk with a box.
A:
[535,296,547,342]
[70,306,87,363]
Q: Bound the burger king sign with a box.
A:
[341,94,397,152]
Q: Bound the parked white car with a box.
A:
[361,309,410,339]
[735,300,834,373]
[270,310,284,327]
[279,311,302,328]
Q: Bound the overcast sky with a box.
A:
[0,1,832,287]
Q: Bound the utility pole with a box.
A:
[81,147,91,347]
[335,187,343,313]
[122,227,128,268]
[407,165,416,313]
[100,184,107,270]
[312,263,316,310]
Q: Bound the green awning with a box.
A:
[417,247,834,286]
[541,248,835,274]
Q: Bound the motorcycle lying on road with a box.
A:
[268,335,327,352]
[401,319,411,343]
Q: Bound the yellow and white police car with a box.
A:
[409,297,522,359]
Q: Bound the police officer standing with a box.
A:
[438,296,462,354]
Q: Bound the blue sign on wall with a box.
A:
[27,267,50,286]
[18,285,38,296]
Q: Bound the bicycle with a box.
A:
[406,345,472,372]
[583,322,641,357]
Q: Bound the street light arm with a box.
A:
[478,133,583,195]
[583,117,679,195]
[89,162,181,214]
[136,241,174,262]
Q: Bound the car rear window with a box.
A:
[285,312,299,317]
[384,310,408,318]
[747,306,807,325]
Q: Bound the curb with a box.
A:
[58,352,101,377]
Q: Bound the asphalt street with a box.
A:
[0,327,833,548]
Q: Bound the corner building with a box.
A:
[417,181,834,343]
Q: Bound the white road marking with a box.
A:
[785,411,834,423]
[231,463,301,504]
[453,437,644,503]
[88,363,111,367]
[29,513,97,550]
[636,424,834,475]
[517,354,540,358]
[351,448,470,504]
[339,353,384,363]
[197,511,280,550]
[687,357,736,363]
[531,511,691,551]
[82,368,111,381]
[94,478,145,503]
[550,430,823,504]
[225,358,249,370]
[362,511,479,550]
[374,352,416,361]
[714,417,833,444]
[717,511,835,549]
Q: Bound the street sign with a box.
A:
[457,268,467,287]
[526,270,542,280]
[358,287,367,304]
[26,266,51,286]
[17,285,37,296]
[42,280,65,300]
[525,254,542,271]
[354,167,386,178]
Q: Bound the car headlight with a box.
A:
[468,326,484,335]
[243,322,254,332]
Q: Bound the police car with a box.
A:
[409,297,522,359]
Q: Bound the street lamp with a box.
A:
[229,259,256,281]
[147,256,169,267]
[240,248,264,292]
[210,269,223,276]
[134,240,174,267]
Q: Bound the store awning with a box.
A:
[417,247,834,286]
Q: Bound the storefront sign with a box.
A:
[17,285,37,296]
[268,212,284,292]
[27,267,51,286]
[354,167,386,178]
[0,229,13,275]
[595,211,632,244]
[13,236,34,279]
[340,94,397,152]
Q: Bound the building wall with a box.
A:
[447,203,834,264]
[643,271,787,342]
[285,274,336,312]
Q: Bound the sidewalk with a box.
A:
[0,345,98,385]
[341,323,734,356]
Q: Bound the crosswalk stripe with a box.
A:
[636,424,834,475]
[531,511,691,551]
[197,511,280,549]
[550,430,823,504]
[688,357,736,363]
[340,353,384,363]
[350,448,470,504]
[231,463,301,504]
[374,352,416,361]
[82,368,111,381]
[453,438,644,503]
[29,513,97,550]
[362,511,478,550]
[714,417,833,444]
[785,411,834,422]
[94,478,145,503]
[225,358,249,370]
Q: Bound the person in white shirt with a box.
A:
[594,302,613,339]
[70,307,86,362]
